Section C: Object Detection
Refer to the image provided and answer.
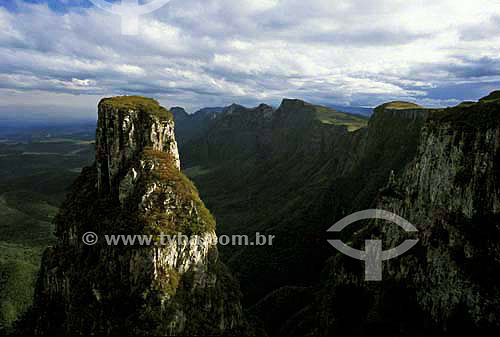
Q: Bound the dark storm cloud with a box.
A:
[444,57,500,78]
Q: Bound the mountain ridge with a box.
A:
[174,91,500,336]
[12,91,500,336]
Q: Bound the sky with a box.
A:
[0,0,500,121]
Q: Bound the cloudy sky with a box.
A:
[1,0,500,121]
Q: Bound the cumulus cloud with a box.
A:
[0,0,500,119]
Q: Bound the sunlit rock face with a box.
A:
[32,97,248,336]
[374,102,500,330]
[95,96,180,193]
[284,97,500,336]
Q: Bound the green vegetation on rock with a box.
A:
[99,96,173,121]
[479,90,500,103]
[430,97,500,129]
[28,97,248,336]
[313,105,368,131]
[375,101,423,111]
[141,148,216,235]
[456,101,477,108]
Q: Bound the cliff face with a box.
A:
[32,97,246,335]
[284,98,500,336]
[171,106,225,147]
[181,99,368,169]
[180,103,275,166]
[96,97,181,198]
[270,99,348,158]
[377,100,500,330]
[174,95,500,336]
[181,99,426,309]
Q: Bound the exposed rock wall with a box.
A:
[96,98,180,193]
[32,97,247,336]
[377,106,500,330]
[285,99,500,336]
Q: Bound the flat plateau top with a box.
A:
[99,96,172,120]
